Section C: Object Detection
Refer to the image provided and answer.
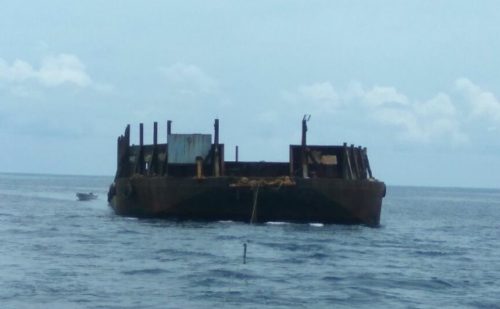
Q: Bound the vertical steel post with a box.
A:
[167,120,172,136]
[163,120,171,176]
[343,142,353,180]
[358,146,366,179]
[153,122,158,145]
[351,144,360,179]
[213,119,220,177]
[301,116,309,178]
[301,117,307,146]
[150,121,158,175]
[123,124,130,176]
[214,119,219,145]
[137,123,144,174]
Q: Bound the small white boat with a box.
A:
[76,192,98,201]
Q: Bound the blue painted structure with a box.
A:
[167,134,212,164]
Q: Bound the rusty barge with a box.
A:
[107,118,386,226]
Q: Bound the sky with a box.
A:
[1,1,500,188]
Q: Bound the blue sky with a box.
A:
[1,1,500,188]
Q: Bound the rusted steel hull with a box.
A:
[110,176,386,226]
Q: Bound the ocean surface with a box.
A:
[0,173,499,309]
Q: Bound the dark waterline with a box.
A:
[0,173,499,308]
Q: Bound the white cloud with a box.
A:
[282,81,342,113]
[0,54,92,87]
[455,78,500,122]
[284,80,470,145]
[362,85,409,107]
[0,59,33,81]
[161,63,218,95]
[37,54,91,87]
[414,92,456,117]
[298,82,339,104]
[372,92,466,144]
[284,82,409,115]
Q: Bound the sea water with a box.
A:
[0,173,499,308]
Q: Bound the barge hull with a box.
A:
[111,176,385,226]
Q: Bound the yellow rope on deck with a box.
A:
[229,176,296,188]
